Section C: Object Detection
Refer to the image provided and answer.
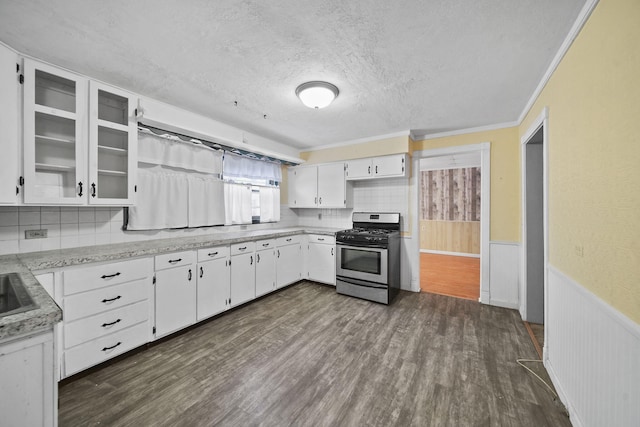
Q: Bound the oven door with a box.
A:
[336,243,388,283]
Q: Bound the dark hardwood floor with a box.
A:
[58,282,571,427]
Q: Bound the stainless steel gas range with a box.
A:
[335,212,401,305]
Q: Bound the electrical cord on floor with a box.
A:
[516,358,558,398]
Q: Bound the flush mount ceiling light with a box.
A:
[295,81,339,109]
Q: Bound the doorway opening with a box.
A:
[412,143,490,303]
[521,107,549,356]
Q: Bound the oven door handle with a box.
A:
[336,242,388,249]
[337,276,388,289]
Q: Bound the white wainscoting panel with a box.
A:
[547,266,640,427]
[488,241,520,309]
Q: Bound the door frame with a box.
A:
[412,142,491,302]
[520,107,549,358]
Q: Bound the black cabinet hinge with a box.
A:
[19,74,24,84]
[134,185,137,192]
[16,186,19,195]
[16,63,19,72]
[134,108,138,117]
[19,176,24,186]
[152,326,156,334]
[152,275,156,284]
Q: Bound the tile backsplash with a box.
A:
[0,205,298,255]
[0,178,409,256]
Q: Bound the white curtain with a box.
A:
[259,186,280,223]
[138,131,223,175]
[224,183,252,225]
[224,152,282,182]
[187,173,225,227]
[128,166,189,230]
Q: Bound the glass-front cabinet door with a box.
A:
[23,59,86,204]
[88,81,137,205]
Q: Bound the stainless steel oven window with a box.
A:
[340,247,381,274]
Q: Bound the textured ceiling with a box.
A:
[0,0,586,149]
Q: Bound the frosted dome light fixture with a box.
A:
[295,81,339,109]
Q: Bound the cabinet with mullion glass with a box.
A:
[23,59,86,204]
[88,81,137,205]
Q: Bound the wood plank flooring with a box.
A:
[58,282,570,427]
[421,253,480,300]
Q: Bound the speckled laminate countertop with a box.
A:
[0,226,340,340]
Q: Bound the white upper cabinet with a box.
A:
[288,162,349,208]
[22,59,87,204]
[0,44,20,204]
[88,81,137,205]
[345,154,408,180]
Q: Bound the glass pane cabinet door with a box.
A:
[23,59,86,204]
[88,81,137,205]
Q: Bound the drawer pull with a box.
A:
[101,295,122,303]
[238,246,247,251]
[101,272,121,279]
[168,258,182,264]
[262,243,270,247]
[102,342,121,352]
[286,238,292,242]
[200,266,204,278]
[208,251,219,257]
[101,319,121,328]
[317,238,325,241]
[188,269,192,281]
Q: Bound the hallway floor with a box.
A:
[420,252,480,300]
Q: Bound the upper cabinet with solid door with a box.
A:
[22,59,87,204]
[345,154,408,180]
[288,162,351,208]
[22,59,137,205]
[0,43,20,205]
[88,81,137,205]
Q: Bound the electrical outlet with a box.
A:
[25,229,48,239]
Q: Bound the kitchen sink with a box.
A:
[0,273,38,316]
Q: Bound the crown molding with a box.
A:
[301,130,411,152]
[412,121,519,141]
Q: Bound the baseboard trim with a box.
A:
[419,249,480,258]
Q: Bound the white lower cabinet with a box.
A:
[276,235,302,288]
[0,330,56,427]
[230,242,256,306]
[196,246,231,321]
[255,239,276,297]
[59,257,153,378]
[307,234,336,286]
[154,251,196,338]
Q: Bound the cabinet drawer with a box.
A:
[231,241,255,256]
[64,278,148,322]
[276,235,302,246]
[64,301,149,349]
[64,322,148,377]
[256,239,275,251]
[308,234,335,245]
[63,258,152,296]
[155,251,196,270]
[197,246,230,262]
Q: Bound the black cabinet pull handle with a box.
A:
[91,183,96,198]
[368,166,371,174]
[101,272,121,279]
[168,258,182,264]
[102,342,121,352]
[101,296,121,303]
[277,249,280,258]
[78,181,83,196]
[286,238,292,242]
[250,255,253,265]
[200,266,203,278]
[102,319,121,327]
[331,248,334,256]
[319,197,322,204]
[318,238,325,241]
[188,269,192,281]
[208,251,218,257]
[262,243,270,247]
[375,165,378,174]
[239,246,247,251]
[257,253,260,263]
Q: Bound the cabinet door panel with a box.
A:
[0,44,19,204]
[23,59,86,204]
[197,257,230,321]
[88,81,137,205]
[276,244,302,288]
[373,154,406,177]
[288,166,317,207]
[317,163,346,208]
[346,158,372,180]
[155,265,196,337]
[255,249,276,297]
[230,252,255,306]
[308,243,336,285]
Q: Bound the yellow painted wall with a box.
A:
[300,135,411,164]
[413,127,521,242]
[520,0,640,323]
